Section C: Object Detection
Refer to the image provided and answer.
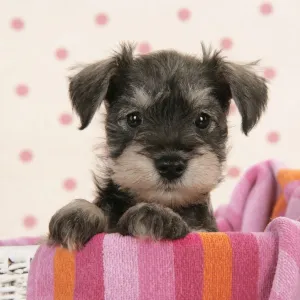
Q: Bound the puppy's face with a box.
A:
[69,44,268,206]
[105,64,229,206]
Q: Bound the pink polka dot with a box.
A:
[227,167,241,178]
[15,84,29,96]
[137,42,152,54]
[19,150,33,163]
[95,13,109,25]
[267,131,280,143]
[59,113,73,125]
[63,178,77,191]
[229,103,237,115]
[260,2,273,15]
[178,8,191,21]
[264,67,276,80]
[55,48,68,60]
[220,38,233,50]
[11,18,24,30]
[23,215,37,229]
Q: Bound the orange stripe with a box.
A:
[200,232,232,300]
[271,193,286,219]
[54,248,75,300]
[271,169,300,219]
[277,169,300,187]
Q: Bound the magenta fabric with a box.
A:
[25,160,300,299]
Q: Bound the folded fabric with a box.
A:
[216,160,300,232]
[26,160,300,300]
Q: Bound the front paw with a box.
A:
[48,199,106,251]
[117,203,190,240]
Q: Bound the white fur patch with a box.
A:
[131,87,152,107]
[110,143,222,207]
[188,87,213,104]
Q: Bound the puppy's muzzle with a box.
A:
[154,155,187,180]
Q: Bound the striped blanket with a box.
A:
[27,160,300,300]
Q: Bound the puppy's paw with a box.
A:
[48,199,106,251]
[117,203,190,240]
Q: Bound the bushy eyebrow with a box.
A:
[127,86,152,108]
[187,87,213,105]
[187,87,223,118]
[122,85,222,117]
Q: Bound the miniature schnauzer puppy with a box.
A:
[48,43,268,250]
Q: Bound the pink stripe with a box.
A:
[173,233,203,300]
[285,185,300,220]
[284,181,300,203]
[242,171,275,232]
[254,233,278,300]
[26,246,42,300]
[270,250,299,300]
[269,160,285,176]
[103,234,139,300]
[74,234,105,300]
[267,218,300,266]
[227,233,259,300]
[267,293,284,300]
[138,239,175,300]
[27,245,55,300]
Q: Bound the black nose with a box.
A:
[155,156,187,180]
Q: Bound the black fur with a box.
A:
[93,180,217,233]
[48,42,268,250]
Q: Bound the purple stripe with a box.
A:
[74,234,105,300]
[254,233,278,300]
[138,239,175,300]
[27,245,55,300]
[103,234,139,300]
[227,233,259,300]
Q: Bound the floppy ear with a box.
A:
[222,61,268,135]
[69,43,135,130]
[201,45,268,135]
[69,59,115,129]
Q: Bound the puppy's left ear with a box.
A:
[222,61,268,135]
[69,59,116,129]
[202,46,268,135]
[69,43,135,130]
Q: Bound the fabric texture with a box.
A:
[26,160,300,300]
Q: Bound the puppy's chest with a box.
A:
[96,181,214,231]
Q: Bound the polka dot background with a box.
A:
[1,0,300,238]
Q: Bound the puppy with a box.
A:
[48,43,268,250]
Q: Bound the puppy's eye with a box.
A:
[127,112,142,128]
[195,113,211,129]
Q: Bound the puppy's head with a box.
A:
[69,43,268,206]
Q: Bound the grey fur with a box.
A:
[48,199,106,250]
[48,42,268,250]
[117,203,190,240]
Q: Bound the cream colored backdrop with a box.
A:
[1,0,299,238]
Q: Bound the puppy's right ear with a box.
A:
[69,43,135,130]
